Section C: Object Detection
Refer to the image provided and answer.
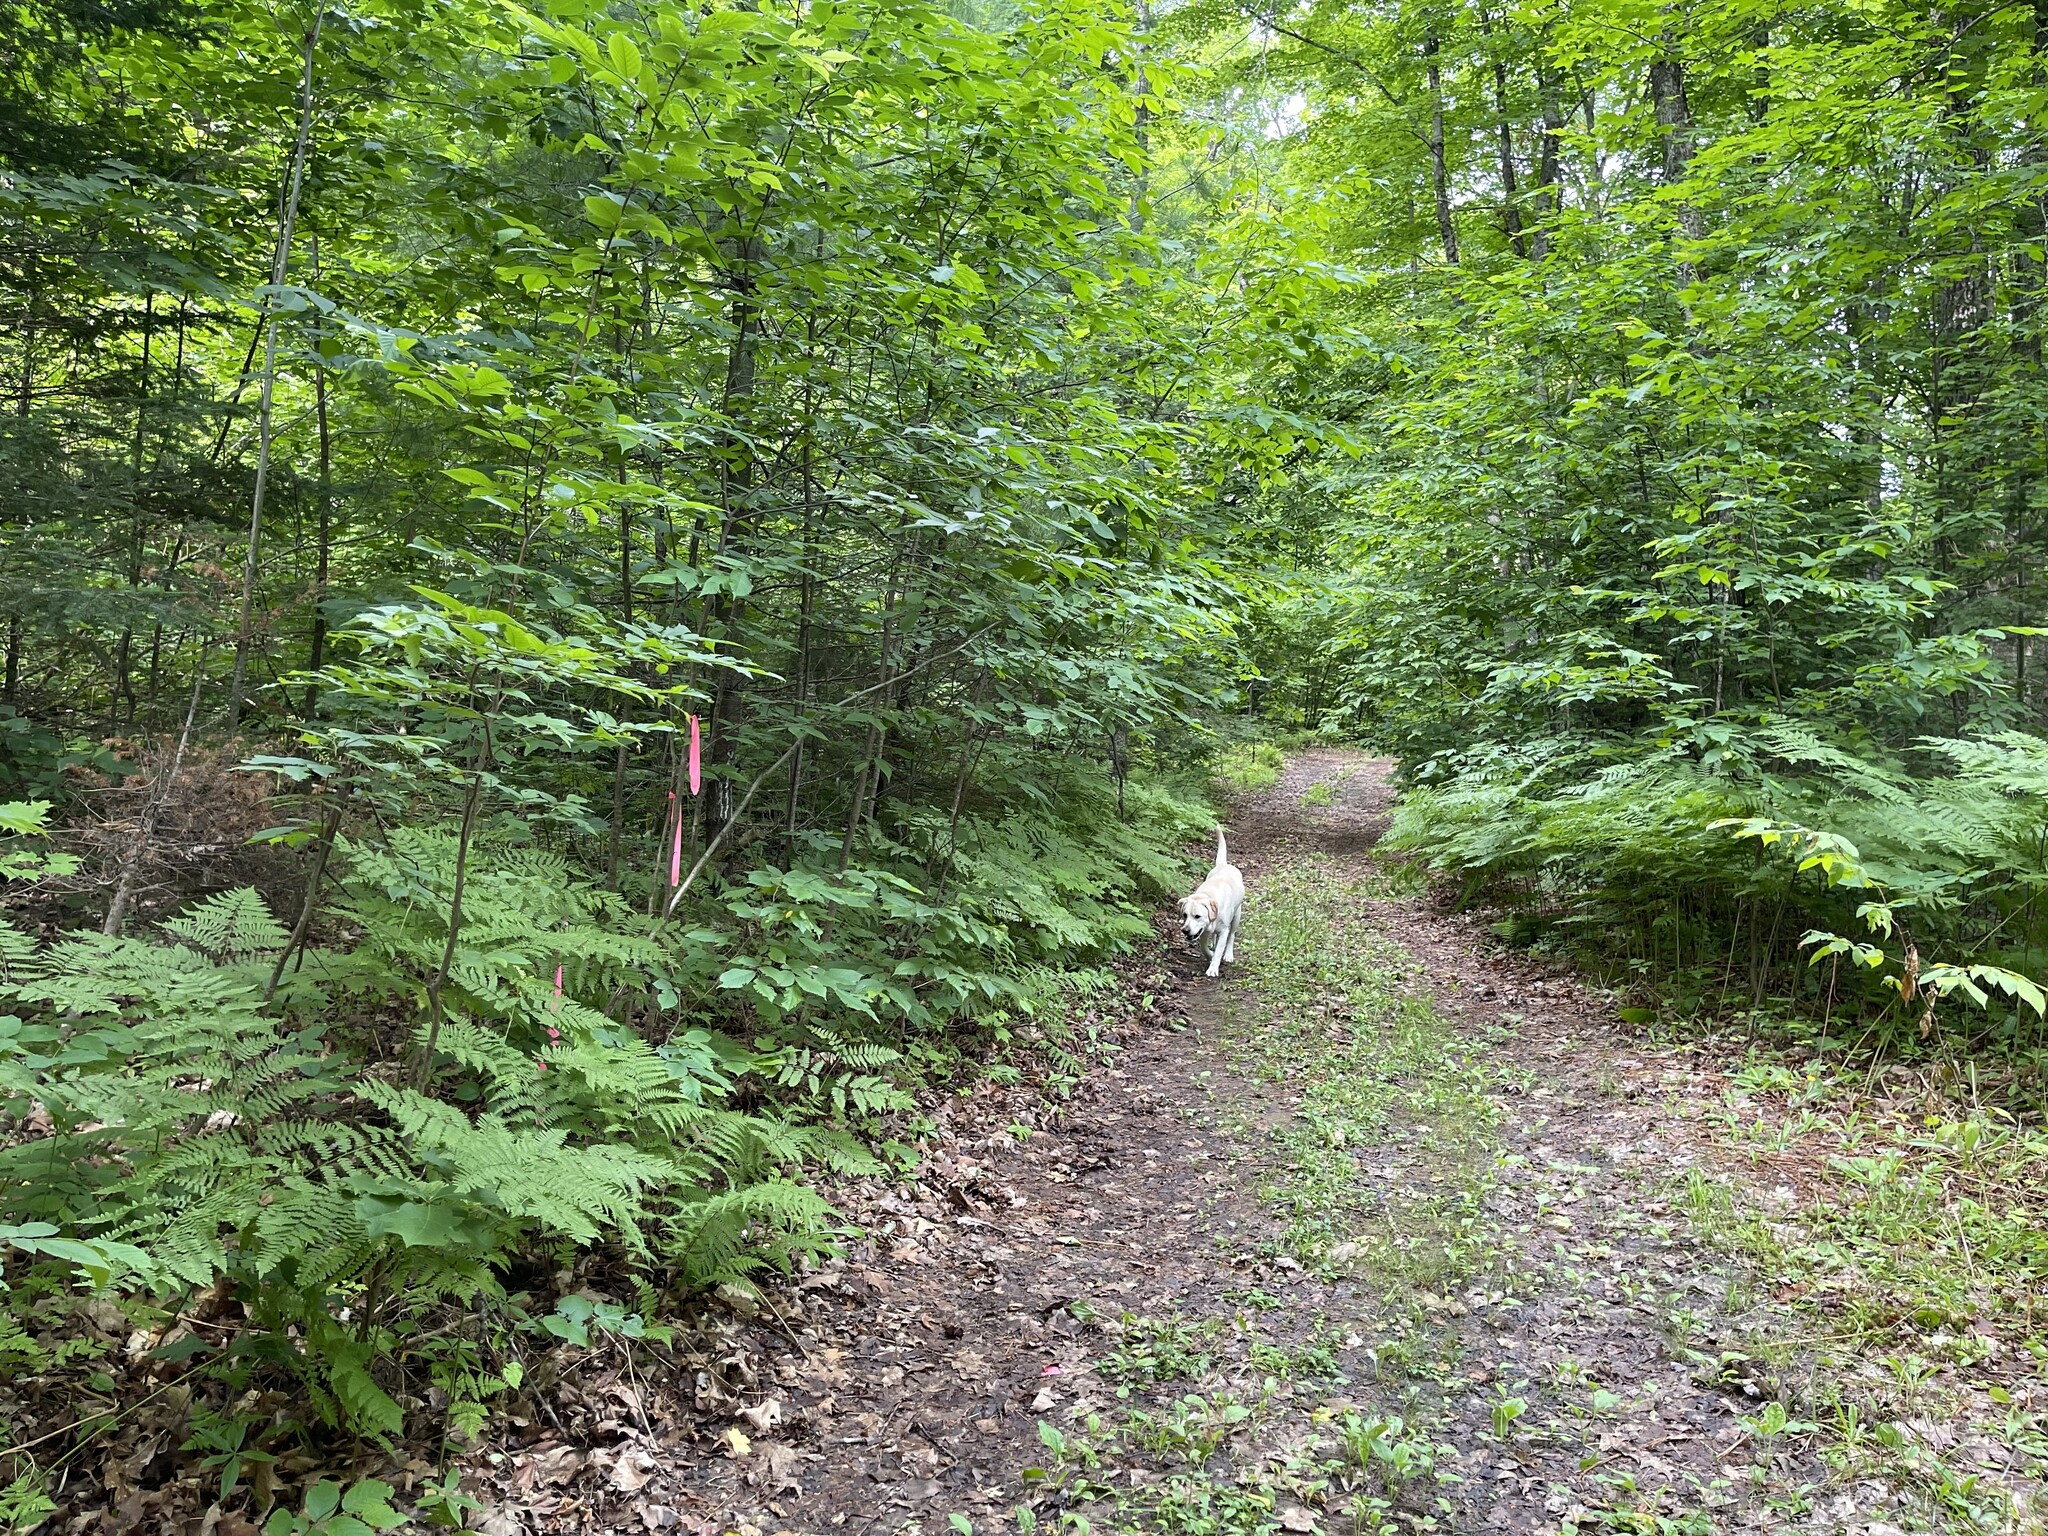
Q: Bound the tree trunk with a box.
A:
[1424,33,1459,265]
[417,769,482,1087]
[1647,39,1702,278]
[1648,55,1693,184]
[265,789,347,1003]
[115,292,155,725]
[304,234,334,716]
[227,7,326,735]
[703,232,763,840]
[605,490,636,888]
[782,453,817,856]
[1478,10,1525,258]
[1130,0,1152,233]
[1533,66,1564,259]
[839,563,907,873]
[103,650,206,937]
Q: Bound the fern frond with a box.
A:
[162,888,290,959]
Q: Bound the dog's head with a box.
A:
[1179,895,1216,947]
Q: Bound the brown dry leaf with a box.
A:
[802,1348,850,1388]
[515,1443,585,1489]
[714,1282,760,1321]
[467,1504,524,1536]
[748,1441,801,1492]
[693,1369,739,1414]
[737,1398,783,1434]
[608,1448,658,1493]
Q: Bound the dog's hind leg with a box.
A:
[1223,917,1237,966]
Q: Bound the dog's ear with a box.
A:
[1202,895,1220,921]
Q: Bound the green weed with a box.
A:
[1211,742,1285,797]
[1124,1394,1253,1466]
[1102,1314,1221,1386]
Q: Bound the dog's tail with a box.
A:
[1214,827,1229,868]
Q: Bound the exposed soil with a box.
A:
[483,750,1974,1536]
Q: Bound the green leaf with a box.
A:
[304,1482,342,1522]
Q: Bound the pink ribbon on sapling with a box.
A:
[669,791,683,887]
[688,713,702,797]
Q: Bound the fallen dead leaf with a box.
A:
[609,1448,658,1493]
[749,1441,801,1492]
[467,1505,523,1536]
[738,1397,783,1434]
[515,1444,584,1489]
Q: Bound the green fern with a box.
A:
[0,866,851,1442]
[161,887,291,959]
[667,1179,837,1288]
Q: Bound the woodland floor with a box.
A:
[468,751,2046,1536]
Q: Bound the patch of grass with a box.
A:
[1650,1051,2048,1526]
[1244,1323,1341,1383]
[1225,855,1503,1294]
[1131,1469,1289,1535]
[1321,1405,1445,1489]
[1211,741,1285,797]
[1124,1393,1253,1466]
[1300,763,1366,810]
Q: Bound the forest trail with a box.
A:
[544,752,1935,1536]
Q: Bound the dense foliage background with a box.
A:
[1190,0,2048,1068]
[5,0,2048,1518]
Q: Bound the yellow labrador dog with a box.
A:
[1180,828,1245,978]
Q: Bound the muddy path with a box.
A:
[495,751,1961,1536]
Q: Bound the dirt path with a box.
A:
[498,751,1973,1536]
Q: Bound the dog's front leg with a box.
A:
[1205,927,1225,978]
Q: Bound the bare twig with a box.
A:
[103,646,207,937]
[264,785,349,1003]
[227,5,327,732]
